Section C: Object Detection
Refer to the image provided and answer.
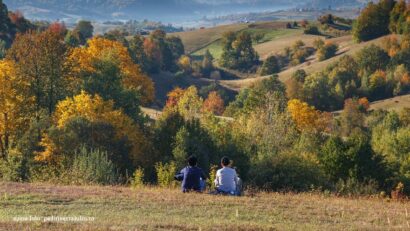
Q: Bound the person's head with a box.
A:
[221,156,230,167]
[187,155,198,167]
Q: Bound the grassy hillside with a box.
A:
[369,94,410,112]
[1,182,409,230]
[254,33,323,60]
[219,35,387,91]
[192,22,303,60]
[171,24,248,54]
[172,22,302,56]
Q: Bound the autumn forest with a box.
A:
[0,0,410,198]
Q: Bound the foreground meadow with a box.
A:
[0,182,409,230]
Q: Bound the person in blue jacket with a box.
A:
[174,156,207,192]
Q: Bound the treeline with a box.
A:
[0,0,410,196]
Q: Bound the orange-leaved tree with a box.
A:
[202,91,225,115]
[165,87,185,109]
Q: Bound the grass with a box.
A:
[171,24,248,54]
[1,182,410,230]
[369,94,410,112]
[192,39,224,60]
[193,28,302,60]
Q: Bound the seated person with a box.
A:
[174,156,207,193]
[214,156,240,195]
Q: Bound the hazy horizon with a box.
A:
[3,0,363,26]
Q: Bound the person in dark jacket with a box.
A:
[174,156,207,192]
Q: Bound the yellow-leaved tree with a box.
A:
[67,37,155,105]
[0,60,32,157]
[288,99,332,133]
[36,91,151,166]
[177,86,203,120]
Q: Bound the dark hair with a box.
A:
[187,155,197,166]
[221,156,230,166]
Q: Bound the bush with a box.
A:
[304,25,320,35]
[0,150,28,182]
[155,161,177,188]
[260,56,280,75]
[70,147,119,185]
[207,165,218,190]
[317,43,338,61]
[248,152,326,191]
[131,168,145,188]
[291,49,310,66]
[335,178,379,196]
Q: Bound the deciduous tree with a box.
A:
[7,30,70,116]
[202,91,225,115]
[68,37,154,105]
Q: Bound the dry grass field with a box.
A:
[1,182,410,230]
[369,94,410,112]
[254,33,324,60]
[170,24,248,54]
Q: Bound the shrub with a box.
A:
[335,178,379,196]
[155,161,177,188]
[304,25,320,35]
[313,38,325,50]
[317,42,338,61]
[291,49,310,66]
[131,168,145,188]
[207,165,218,190]
[260,56,280,75]
[70,147,119,185]
[248,152,326,191]
[29,164,63,183]
[0,150,28,182]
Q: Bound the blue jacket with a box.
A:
[175,166,206,192]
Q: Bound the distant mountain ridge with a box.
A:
[4,0,364,23]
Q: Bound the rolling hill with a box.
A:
[170,23,248,54]
[192,22,304,59]
[152,23,407,114]
[219,35,387,91]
